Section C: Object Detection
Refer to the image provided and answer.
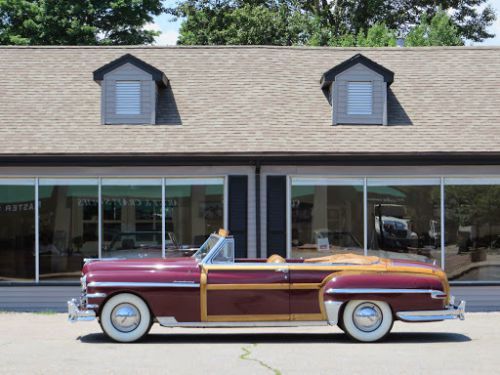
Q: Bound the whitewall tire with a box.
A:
[342,300,393,342]
[100,293,152,343]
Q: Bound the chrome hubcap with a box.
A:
[352,303,383,332]
[111,303,141,333]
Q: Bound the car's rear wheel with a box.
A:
[342,300,393,342]
[100,293,152,343]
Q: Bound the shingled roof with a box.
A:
[0,46,499,157]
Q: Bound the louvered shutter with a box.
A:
[115,81,141,115]
[228,176,248,258]
[267,176,287,258]
[347,81,373,115]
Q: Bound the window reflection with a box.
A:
[0,182,35,281]
[368,182,440,264]
[291,181,364,259]
[39,181,98,280]
[101,180,162,259]
[165,180,224,257]
[445,184,500,281]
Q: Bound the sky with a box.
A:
[150,0,500,46]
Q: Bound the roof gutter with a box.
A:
[1,152,500,167]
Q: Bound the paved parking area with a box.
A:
[0,312,499,374]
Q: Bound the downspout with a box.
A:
[255,160,261,258]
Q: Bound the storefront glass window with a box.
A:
[445,179,500,281]
[367,179,441,264]
[38,179,98,280]
[165,178,224,257]
[101,179,162,258]
[0,180,35,281]
[291,178,364,259]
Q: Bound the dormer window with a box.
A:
[93,54,168,125]
[320,54,394,125]
[115,81,141,115]
[347,81,373,115]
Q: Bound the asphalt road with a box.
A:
[0,312,499,375]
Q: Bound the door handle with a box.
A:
[275,268,288,273]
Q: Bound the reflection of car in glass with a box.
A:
[69,229,466,343]
[374,204,418,250]
[313,229,362,249]
[428,220,441,248]
[104,231,198,258]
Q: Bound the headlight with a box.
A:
[80,275,87,293]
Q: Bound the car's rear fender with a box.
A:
[320,271,447,322]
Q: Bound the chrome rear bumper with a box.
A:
[396,299,466,322]
[67,298,96,322]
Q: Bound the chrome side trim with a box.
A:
[86,304,99,309]
[86,292,107,299]
[87,281,200,288]
[324,300,343,325]
[157,316,178,324]
[397,300,466,322]
[157,318,328,328]
[84,258,122,264]
[326,288,447,299]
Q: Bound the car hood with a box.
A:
[83,257,200,279]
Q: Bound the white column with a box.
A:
[286,176,291,258]
[98,178,102,259]
[363,177,368,256]
[35,178,39,282]
[440,177,445,270]
[162,178,165,258]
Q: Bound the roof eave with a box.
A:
[320,53,395,88]
[93,53,168,87]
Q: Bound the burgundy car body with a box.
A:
[68,231,465,341]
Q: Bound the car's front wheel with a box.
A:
[342,300,393,342]
[100,293,152,343]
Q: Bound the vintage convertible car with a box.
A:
[68,229,465,343]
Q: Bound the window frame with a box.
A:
[0,175,228,284]
[100,63,156,125]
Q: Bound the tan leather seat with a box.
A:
[267,254,286,263]
[304,253,379,265]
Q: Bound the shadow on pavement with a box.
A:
[78,331,470,344]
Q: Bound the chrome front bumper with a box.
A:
[396,298,466,322]
[67,298,96,322]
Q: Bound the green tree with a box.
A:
[356,22,396,47]
[170,0,495,45]
[0,0,164,45]
[406,10,463,46]
[177,2,311,45]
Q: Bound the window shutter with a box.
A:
[115,81,141,115]
[267,176,287,258]
[228,176,248,258]
[347,81,373,115]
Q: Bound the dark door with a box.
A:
[203,264,290,322]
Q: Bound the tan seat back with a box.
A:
[304,253,379,265]
[267,254,286,263]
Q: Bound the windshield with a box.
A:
[192,234,223,262]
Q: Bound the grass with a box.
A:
[33,310,59,315]
[0,310,60,315]
[240,343,282,375]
